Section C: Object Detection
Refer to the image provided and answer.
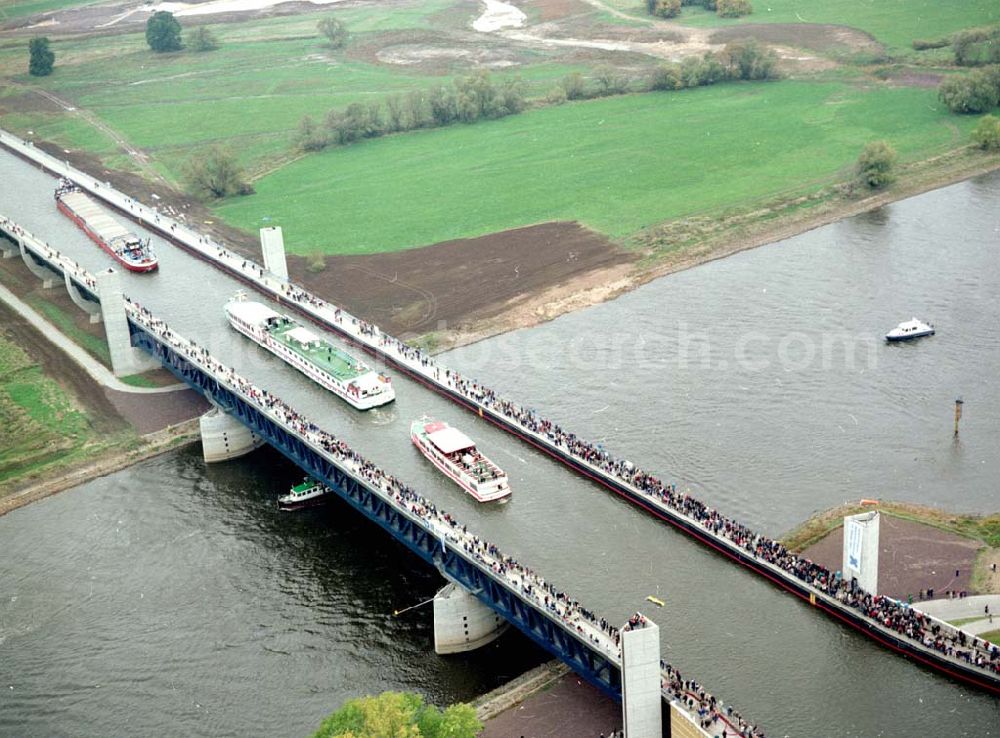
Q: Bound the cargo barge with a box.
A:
[54,180,157,272]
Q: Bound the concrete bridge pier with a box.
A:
[18,239,57,288]
[94,268,159,376]
[260,226,288,281]
[0,233,17,259]
[63,269,101,323]
[621,614,662,738]
[199,407,265,463]
[432,582,508,654]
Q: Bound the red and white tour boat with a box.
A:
[410,418,511,502]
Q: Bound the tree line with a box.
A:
[296,70,527,151]
[938,65,1000,114]
[648,0,752,20]
[551,39,776,101]
[297,40,777,153]
[914,25,1000,66]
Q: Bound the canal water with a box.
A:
[1,149,999,736]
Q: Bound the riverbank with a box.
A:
[0,420,201,517]
[782,500,1000,596]
[474,660,623,738]
[0,247,207,510]
[430,146,1000,353]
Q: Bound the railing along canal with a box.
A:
[123,299,766,738]
[0,213,98,294]
[3,128,998,696]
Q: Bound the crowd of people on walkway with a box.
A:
[295,305,1000,679]
[124,299,769,736]
[29,129,995,733]
[0,215,98,291]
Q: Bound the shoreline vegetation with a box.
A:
[0,420,201,517]
[781,500,1000,595]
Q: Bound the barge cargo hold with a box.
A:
[54,180,158,272]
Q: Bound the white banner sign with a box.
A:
[846,518,864,572]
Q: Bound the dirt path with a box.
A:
[25,85,170,187]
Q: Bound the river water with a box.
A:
[1,149,999,736]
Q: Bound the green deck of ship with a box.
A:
[267,319,368,381]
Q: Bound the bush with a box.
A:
[647,0,681,18]
[146,11,182,53]
[650,64,684,91]
[953,27,1000,66]
[856,140,897,190]
[971,114,1000,150]
[716,0,752,18]
[187,26,219,52]
[311,692,480,738]
[594,66,629,96]
[911,37,950,51]
[545,85,568,104]
[560,72,586,100]
[28,37,54,77]
[938,70,1000,114]
[296,115,328,151]
[305,254,326,273]
[722,38,777,80]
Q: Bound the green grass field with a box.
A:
[214,80,978,255]
[0,0,99,20]
[0,334,94,485]
[600,0,999,51]
[0,4,594,182]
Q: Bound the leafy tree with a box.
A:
[28,37,54,77]
[428,85,458,126]
[937,70,1000,114]
[560,72,586,100]
[647,0,681,18]
[952,27,1000,66]
[183,147,251,200]
[146,11,183,52]
[545,85,568,104]
[318,17,348,49]
[716,0,752,18]
[187,26,219,52]
[680,55,707,87]
[455,70,498,122]
[722,39,777,80]
[405,89,430,128]
[971,114,1000,150]
[296,115,328,151]
[496,76,526,116]
[310,692,480,738]
[595,65,628,96]
[855,140,897,190]
[384,94,406,132]
[650,63,683,90]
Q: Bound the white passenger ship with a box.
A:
[225,293,394,410]
[410,418,510,502]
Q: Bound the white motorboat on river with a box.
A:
[886,318,934,342]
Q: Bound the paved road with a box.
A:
[0,281,185,394]
[918,595,1000,635]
